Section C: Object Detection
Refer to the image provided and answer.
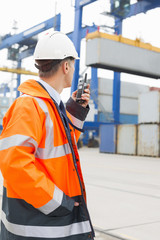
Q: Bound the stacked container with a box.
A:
[117,124,137,155]
[100,124,117,153]
[98,78,149,123]
[99,91,160,157]
[99,124,137,155]
[138,91,160,157]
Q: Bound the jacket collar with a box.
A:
[18,79,51,99]
[36,79,61,105]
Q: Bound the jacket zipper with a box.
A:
[55,104,95,238]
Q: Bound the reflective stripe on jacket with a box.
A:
[0,79,94,240]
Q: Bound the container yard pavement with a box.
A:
[1,147,160,240]
[79,147,160,240]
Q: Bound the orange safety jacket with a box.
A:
[0,79,95,240]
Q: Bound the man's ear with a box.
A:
[62,61,69,74]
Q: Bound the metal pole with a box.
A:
[16,59,22,98]
[91,67,98,121]
[71,0,82,93]
[112,19,122,123]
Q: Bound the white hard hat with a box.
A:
[34,31,79,60]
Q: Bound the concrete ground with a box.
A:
[79,147,160,240]
[1,147,160,240]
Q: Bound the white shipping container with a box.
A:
[120,98,138,115]
[138,91,160,123]
[117,124,137,155]
[98,95,138,115]
[85,101,97,122]
[99,78,149,98]
[98,95,112,112]
[98,78,113,95]
[86,38,160,78]
[120,82,149,98]
[138,124,159,157]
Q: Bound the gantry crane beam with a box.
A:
[0,14,61,50]
[126,0,160,18]
[108,0,160,20]
[0,67,38,76]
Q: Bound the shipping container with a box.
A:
[138,91,160,123]
[100,124,117,153]
[98,78,113,95]
[86,37,160,79]
[150,87,160,92]
[98,95,138,115]
[120,97,138,115]
[98,78,149,98]
[98,112,138,124]
[138,124,160,157]
[117,124,137,155]
[120,82,149,98]
[98,95,112,112]
[85,100,97,122]
[98,77,149,123]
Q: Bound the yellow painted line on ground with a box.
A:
[118,233,139,240]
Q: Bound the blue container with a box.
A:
[98,112,138,124]
[100,124,117,153]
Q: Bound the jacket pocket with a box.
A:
[48,194,75,217]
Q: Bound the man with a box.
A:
[0,31,95,240]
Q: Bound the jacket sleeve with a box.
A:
[0,96,75,217]
[66,97,89,142]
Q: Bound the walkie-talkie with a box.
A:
[76,73,88,104]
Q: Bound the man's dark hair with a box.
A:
[35,57,74,78]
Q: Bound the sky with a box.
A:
[0,0,160,101]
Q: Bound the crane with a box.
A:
[0,14,61,98]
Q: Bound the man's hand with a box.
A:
[74,202,79,207]
[72,84,90,108]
